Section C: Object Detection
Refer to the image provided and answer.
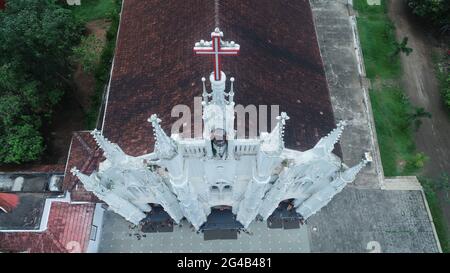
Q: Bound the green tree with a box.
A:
[435,173,450,202]
[392,37,413,57]
[0,0,82,105]
[0,64,45,163]
[0,0,82,164]
[1,124,45,164]
[408,0,450,34]
[405,152,428,172]
[443,73,450,109]
[408,106,432,130]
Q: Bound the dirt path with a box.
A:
[43,19,111,164]
[73,19,110,112]
[388,0,450,232]
[388,0,450,177]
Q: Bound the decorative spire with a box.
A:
[228,77,235,105]
[201,77,209,105]
[91,129,125,162]
[261,112,290,152]
[340,158,369,183]
[314,120,347,154]
[71,167,106,194]
[148,114,177,159]
[277,112,290,150]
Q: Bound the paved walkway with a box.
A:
[310,0,384,189]
[308,187,440,253]
[99,210,310,253]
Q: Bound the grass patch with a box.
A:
[420,177,450,252]
[354,0,401,79]
[355,0,424,176]
[356,0,450,249]
[70,0,117,22]
[370,86,421,176]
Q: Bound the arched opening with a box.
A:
[267,199,304,230]
[223,185,232,192]
[141,203,174,233]
[201,205,243,240]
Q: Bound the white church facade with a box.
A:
[71,28,370,231]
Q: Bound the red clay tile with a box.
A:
[0,202,95,253]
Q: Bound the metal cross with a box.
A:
[194,28,240,81]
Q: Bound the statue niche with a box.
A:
[211,128,228,159]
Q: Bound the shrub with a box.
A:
[73,35,104,74]
[408,0,450,33]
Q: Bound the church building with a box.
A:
[0,0,441,253]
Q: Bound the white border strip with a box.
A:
[86,203,105,253]
[0,192,91,233]
[101,0,125,134]
[348,4,385,185]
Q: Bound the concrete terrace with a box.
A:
[99,210,310,253]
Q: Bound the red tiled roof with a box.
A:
[0,193,19,213]
[63,0,339,204]
[62,132,101,202]
[0,202,95,253]
[102,0,337,157]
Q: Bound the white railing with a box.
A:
[233,139,260,155]
[178,139,207,157]
[177,139,261,157]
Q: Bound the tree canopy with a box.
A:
[408,0,450,33]
[0,0,82,163]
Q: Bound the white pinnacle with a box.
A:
[148,114,177,159]
[91,129,125,162]
[314,120,347,154]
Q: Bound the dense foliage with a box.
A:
[443,72,450,110]
[73,35,104,74]
[85,0,122,128]
[0,0,82,163]
[439,52,450,111]
[408,0,450,33]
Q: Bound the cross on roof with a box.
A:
[194,28,240,81]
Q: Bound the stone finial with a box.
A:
[340,158,368,183]
[201,77,208,104]
[276,112,290,150]
[148,114,177,159]
[91,129,125,162]
[70,166,80,176]
[314,120,347,154]
[228,77,235,105]
[261,112,290,153]
[71,167,103,194]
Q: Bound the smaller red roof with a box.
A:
[0,202,95,253]
[0,193,19,213]
[63,132,102,202]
